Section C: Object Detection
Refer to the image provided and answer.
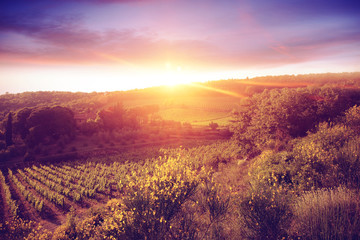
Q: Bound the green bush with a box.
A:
[100,155,200,240]
[237,179,292,240]
[248,123,359,192]
[337,136,360,188]
[343,105,360,132]
[289,186,360,240]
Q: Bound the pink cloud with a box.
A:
[1,4,359,72]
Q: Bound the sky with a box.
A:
[1,0,360,93]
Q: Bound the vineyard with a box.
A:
[1,160,140,224]
[0,141,243,239]
[2,124,360,239]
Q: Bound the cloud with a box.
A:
[0,13,98,45]
[0,12,220,67]
[247,0,360,25]
[1,0,359,71]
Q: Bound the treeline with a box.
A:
[231,85,360,157]
[0,106,76,161]
[1,72,360,163]
[0,102,163,162]
[1,72,360,116]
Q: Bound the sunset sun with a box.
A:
[1,0,358,93]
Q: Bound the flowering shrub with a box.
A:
[0,218,50,240]
[237,174,292,240]
[248,123,359,193]
[196,179,231,239]
[99,154,201,239]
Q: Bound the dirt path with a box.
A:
[213,159,250,194]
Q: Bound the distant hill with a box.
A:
[1,72,360,121]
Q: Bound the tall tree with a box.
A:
[98,103,126,130]
[5,112,13,147]
[26,106,76,146]
[13,108,32,140]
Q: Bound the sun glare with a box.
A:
[159,62,187,87]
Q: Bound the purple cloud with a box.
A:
[0,0,359,71]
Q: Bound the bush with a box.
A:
[196,180,231,239]
[289,186,360,239]
[291,123,357,190]
[248,123,359,192]
[209,121,219,130]
[237,178,292,240]
[0,218,50,240]
[337,136,360,188]
[343,105,360,132]
[100,155,200,240]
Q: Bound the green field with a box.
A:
[158,108,231,126]
[123,95,239,126]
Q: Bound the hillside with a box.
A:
[1,72,360,128]
[1,72,359,112]
[1,72,360,239]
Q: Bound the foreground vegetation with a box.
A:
[1,72,360,239]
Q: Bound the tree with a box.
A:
[98,103,126,130]
[79,119,99,136]
[5,112,13,147]
[209,121,219,130]
[231,87,353,155]
[26,106,76,146]
[13,108,32,140]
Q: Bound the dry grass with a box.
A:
[291,186,360,239]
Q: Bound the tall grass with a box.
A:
[290,186,360,240]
